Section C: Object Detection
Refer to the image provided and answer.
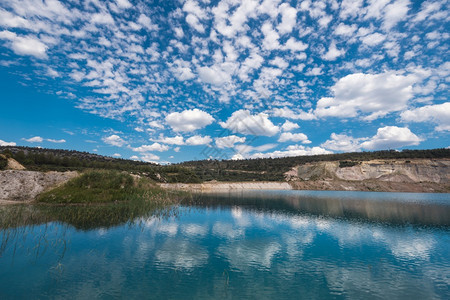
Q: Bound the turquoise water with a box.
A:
[1,190,449,299]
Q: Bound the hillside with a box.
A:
[178,148,450,182]
[1,146,449,193]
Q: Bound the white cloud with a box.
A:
[156,135,185,145]
[261,21,280,50]
[321,133,363,152]
[46,138,66,143]
[0,139,16,146]
[278,132,310,143]
[283,37,308,52]
[116,0,132,9]
[186,135,212,145]
[186,14,205,33]
[281,120,299,131]
[334,23,357,36]
[360,126,422,150]
[401,102,450,131]
[277,3,297,34]
[0,30,48,59]
[132,143,169,152]
[112,153,121,157]
[23,136,43,143]
[166,109,214,132]
[137,14,157,30]
[270,57,289,69]
[215,135,246,149]
[91,12,115,25]
[272,107,316,120]
[102,134,126,147]
[197,65,231,86]
[315,72,418,120]
[383,0,410,30]
[140,153,160,162]
[305,67,323,76]
[361,32,386,46]
[249,145,332,159]
[322,41,344,61]
[220,110,279,136]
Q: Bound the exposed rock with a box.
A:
[0,170,79,203]
[286,159,450,193]
[160,181,292,192]
[6,158,26,170]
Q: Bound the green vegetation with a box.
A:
[180,148,450,181]
[37,170,176,204]
[2,146,449,183]
[0,154,7,170]
[0,146,202,183]
[339,161,360,168]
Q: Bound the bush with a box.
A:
[0,154,7,170]
[339,161,359,168]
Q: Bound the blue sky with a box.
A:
[0,0,448,163]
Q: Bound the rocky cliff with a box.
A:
[286,159,450,193]
[0,170,79,203]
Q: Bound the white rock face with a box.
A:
[160,181,292,191]
[293,159,450,183]
[0,170,79,202]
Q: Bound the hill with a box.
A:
[1,146,450,184]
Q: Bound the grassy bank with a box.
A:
[37,170,181,204]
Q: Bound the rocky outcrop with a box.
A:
[0,170,79,203]
[286,159,450,193]
[160,181,292,192]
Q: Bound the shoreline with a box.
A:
[160,180,450,194]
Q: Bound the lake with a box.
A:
[1,190,449,299]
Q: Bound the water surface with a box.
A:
[1,190,449,299]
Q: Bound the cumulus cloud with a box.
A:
[0,30,47,58]
[361,32,386,46]
[132,143,169,152]
[0,139,16,146]
[46,138,66,143]
[155,135,185,145]
[272,107,316,120]
[140,153,160,162]
[197,65,230,86]
[277,3,297,34]
[278,132,310,143]
[321,133,363,152]
[166,109,214,132]
[322,41,344,61]
[186,135,212,145]
[315,72,418,120]
[400,102,450,131]
[248,145,332,159]
[215,135,246,149]
[281,120,299,131]
[102,134,126,147]
[220,110,279,136]
[360,126,422,150]
[23,136,43,143]
[322,126,423,152]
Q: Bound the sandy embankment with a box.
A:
[0,170,78,204]
[159,181,292,192]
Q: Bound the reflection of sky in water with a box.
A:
[1,204,449,299]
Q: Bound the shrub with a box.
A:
[0,154,7,170]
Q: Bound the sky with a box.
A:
[0,0,449,164]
